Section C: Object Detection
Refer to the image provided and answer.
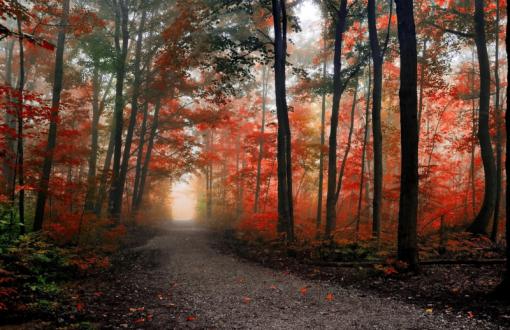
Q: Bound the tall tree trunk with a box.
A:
[133,98,161,211]
[395,0,419,270]
[3,40,15,196]
[356,67,371,241]
[467,0,497,235]
[33,0,70,231]
[254,66,269,213]
[335,76,359,202]
[316,22,328,232]
[14,15,25,233]
[491,0,502,242]
[84,66,101,211]
[132,100,149,210]
[115,8,147,220]
[95,116,116,216]
[368,0,392,240]
[272,0,294,241]
[495,0,510,292]
[108,0,129,220]
[325,0,348,238]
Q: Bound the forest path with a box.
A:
[143,220,495,329]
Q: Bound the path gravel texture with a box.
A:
[140,220,501,329]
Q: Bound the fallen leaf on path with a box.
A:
[134,318,145,324]
[425,308,433,314]
[299,286,309,296]
[187,315,197,321]
[242,296,252,304]
[270,284,278,290]
[325,293,334,302]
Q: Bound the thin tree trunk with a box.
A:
[254,66,269,213]
[95,117,116,216]
[395,0,419,270]
[316,21,328,232]
[132,100,149,210]
[3,40,15,196]
[356,67,371,241]
[272,0,294,241]
[84,66,101,211]
[14,15,25,233]
[498,0,510,289]
[368,0,392,240]
[115,8,147,220]
[334,76,359,202]
[467,0,497,235]
[491,0,502,242]
[325,0,348,238]
[133,98,161,211]
[33,0,70,231]
[108,0,129,220]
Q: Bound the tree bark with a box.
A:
[133,98,161,211]
[368,0,392,240]
[491,0,502,242]
[108,0,129,221]
[94,116,116,216]
[84,67,101,211]
[325,0,348,238]
[316,21,328,233]
[272,0,294,241]
[115,8,147,221]
[356,67,371,241]
[467,0,497,235]
[3,40,15,196]
[33,0,70,231]
[334,76,359,202]
[14,14,25,233]
[132,100,149,210]
[395,0,419,270]
[498,0,510,290]
[254,66,269,213]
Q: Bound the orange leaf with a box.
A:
[186,315,197,321]
[325,293,334,302]
[299,286,308,296]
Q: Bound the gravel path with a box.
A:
[141,220,500,329]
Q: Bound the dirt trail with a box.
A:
[134,220,498,329]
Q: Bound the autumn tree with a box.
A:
[395,0,419,270]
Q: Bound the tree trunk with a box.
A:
[495,0,510,292]
[254,66,269,213]
[14,15,25,233]
[132,100,149,210]
[316,22,328,233]
[84,66,101,211]
[94,116,116,216]
[491,0,502,242]
[395,0,419,270]
[133,98,161,211]
[115,8,147,221]
[3,40,15,196]
[335,76,359,202]
[467,0,497,235]
[272,0,294,241]
[325,0,348,238]
[356,67,371,241]
[368,0,392,240]
[108,0,129,221]
[33,0,70,231]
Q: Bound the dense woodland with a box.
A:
[1,0,510,326]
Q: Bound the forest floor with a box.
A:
[4,220,506,329]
